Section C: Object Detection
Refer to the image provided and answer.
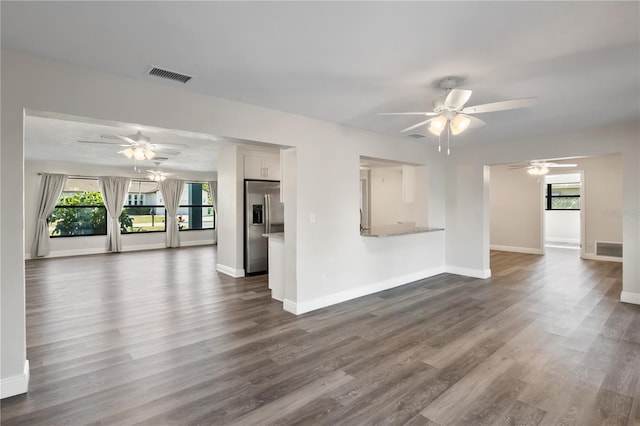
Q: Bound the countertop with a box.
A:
[360,224,444,238]
[262,232,285,240]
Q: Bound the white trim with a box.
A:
[216,264,245,278]
[1,360,29,399]
[490,245,544,255]
[283,299,298,314]
[445,266,492,279]
[621,291,640,305]
[545,237,580,244]
[283,266,445,315]
[581,253,623,263]
[29,247,110,259]
[25,240,214,259]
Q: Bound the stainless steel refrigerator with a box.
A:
[244,180,284,275]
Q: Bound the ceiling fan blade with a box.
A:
[444,89,472,110]
[462,97,538,114]
[78,140,122,145]
[400,118,435,133]
[113,134,137,144]
[508,165,529,169]
[377,112,437,116]
[459,114,486,129]
[545,163,577,168]
[154,148,181,156]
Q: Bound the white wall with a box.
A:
[1,50,449,395]
[446,125,638,303]
[490,165,544,254]
[489,155,622,257]
[370,166,417,227]
[546,210,580,244]
[216,145,245,277]
[24,160,216,259]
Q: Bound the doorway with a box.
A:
[543,172,583,255]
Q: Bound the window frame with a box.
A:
[48,204,108,238]
[121,204,167,234]
[545,183,581,211]
[178,182,216,232]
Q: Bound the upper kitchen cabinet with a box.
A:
[244,153,281,180]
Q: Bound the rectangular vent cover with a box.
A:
[407,133,426,139]
[147,66,193,83]
[596,241,622,258]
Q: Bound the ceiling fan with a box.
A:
[378,77,538,153]
[78,130,182,160]
[509,161,578,176]
[146,161,173,182]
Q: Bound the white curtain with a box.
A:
[209,180,218,243]
[160,179,185,248]
[33,173,67,257]
[98,176,131,253]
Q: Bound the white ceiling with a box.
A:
[3,1,639,171]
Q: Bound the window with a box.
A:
[48,179,215,237]
[546,182,580,210]
[178,182,215,231]
[48,178,107,237]
[123,180,165,233]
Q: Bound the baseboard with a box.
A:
[283,266,446,315]
[445,265,492,279]
[581,253,623,263]
[283,299,298,314]
[32,247,110,258]
[546,238,580,244]
[490,245,544,255]
[25,241,215,259]
[620,292,640,305]
[122,243,166,252]
[1,360,29,399]
[178,240,215,248]
[216,264,245,278]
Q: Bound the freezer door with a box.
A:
[245,181,268,274]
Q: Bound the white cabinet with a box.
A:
[244,155,280,180]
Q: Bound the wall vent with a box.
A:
[407,133,426,139]
[596,241,622,258]
[147,66,193,84]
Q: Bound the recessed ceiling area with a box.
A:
[3,1,638,146]
[24,111,284,175]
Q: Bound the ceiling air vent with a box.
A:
[147,66,193,84]
[407,133,426,139]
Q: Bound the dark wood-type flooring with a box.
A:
[2,246,639,425]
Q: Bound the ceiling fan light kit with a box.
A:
[527,165,549,175]
[148,171,167,182]
[510,161,578,176]
[378,77,538,154]
[120,146,155,161]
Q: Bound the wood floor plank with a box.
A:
[1,246,637,425]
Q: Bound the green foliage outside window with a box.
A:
[49,191,133,236]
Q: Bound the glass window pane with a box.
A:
[551,197,580,209]
[49,206,107,236]
[122,206,166,233]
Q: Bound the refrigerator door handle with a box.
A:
[264,193,271,234]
